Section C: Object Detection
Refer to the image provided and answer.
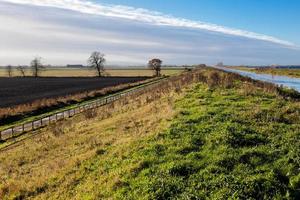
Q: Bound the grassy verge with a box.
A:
[0,68,299,199]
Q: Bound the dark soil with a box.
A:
[0,77,148,108]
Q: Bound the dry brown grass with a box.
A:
[0,69,204,199]
[1,68,299,199]
[0,86,179,200]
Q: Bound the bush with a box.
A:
[84,109,98,119]
[207,72,221,89]
[49,122,66,137]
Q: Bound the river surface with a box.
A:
[214,67,300,92]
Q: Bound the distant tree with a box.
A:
[6,65,13,77]
[148,58,163,77]
[17,66,26,77]
[88,52,106,77]
[31,57,44,77]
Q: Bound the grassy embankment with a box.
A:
[229,66,300,78]
[0,68,299,199]
[0,68,183,77]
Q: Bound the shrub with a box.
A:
[84,109,98,119]
[207,71,221,89]
[49,122,66,137]
[222,73,235,88]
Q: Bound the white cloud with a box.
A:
[0,0,295,47]
[0,0,299,66]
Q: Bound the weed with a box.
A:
[49,122,66,137]
[96,148,106,155]
[207,71,221,89]
[84,109,98,119]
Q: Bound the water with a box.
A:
[213,67,300,92]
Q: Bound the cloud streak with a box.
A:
[1,0,295,47]
[1,0,299,66]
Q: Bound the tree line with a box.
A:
[4,51,163,78]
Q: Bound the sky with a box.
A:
[0,0,299,66]
[97,0,300,44]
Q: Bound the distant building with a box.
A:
[67,64,85,68]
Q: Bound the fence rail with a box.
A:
[0,78,165,141]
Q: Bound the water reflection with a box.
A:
[214,67,300,92]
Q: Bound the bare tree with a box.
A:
[17,66,26,77]
[6,65,13,77]
[88,52,106,77]
[31,57,44,77]
[148,58,163,77]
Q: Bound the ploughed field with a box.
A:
[0,77,148,108]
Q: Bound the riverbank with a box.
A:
[228,66,300,79]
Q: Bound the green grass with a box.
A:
[70,83,300,199]
[121,85,300,199]
[1,69,299,199]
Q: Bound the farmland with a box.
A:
[0,77,148,108]
[0,68,299,199]
[0,68,184,77]
[0,76,156,128]
[0,68,184,127]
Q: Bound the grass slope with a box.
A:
[0,76,182,200]
[109,84,300,199]
[66,82,299,199]
[1,69,299,199]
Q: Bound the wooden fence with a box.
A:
[0,79,164,141]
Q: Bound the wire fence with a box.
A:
[0,79,164,141]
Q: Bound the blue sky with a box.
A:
[0,0,299,66]
[97,0,300,44]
